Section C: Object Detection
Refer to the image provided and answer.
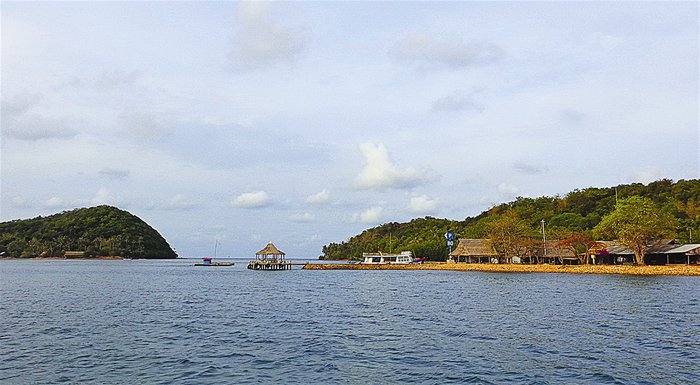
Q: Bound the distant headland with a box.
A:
[0,206,177,259]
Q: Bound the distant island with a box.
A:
[0,206,177,259]
[320,179,700,261]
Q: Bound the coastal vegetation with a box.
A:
[593,196,676,265]
[0,206,177,259]
[320,179,700,260]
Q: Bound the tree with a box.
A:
[486,210,535,263]
[594,196,676,265]
[556,231,602,264]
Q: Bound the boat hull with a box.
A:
[194,262,234,267]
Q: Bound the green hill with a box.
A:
[321,179,700,261]
[0,206,177,259]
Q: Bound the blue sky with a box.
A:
[2,1,698,258]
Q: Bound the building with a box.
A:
[450,239,498,263]
[450,238,700,265]
[255,241,286,262]
[593,240,700,265]
[248,241,291,270]
[539,240,578,265]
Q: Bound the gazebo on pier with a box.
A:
[247,242,292,270]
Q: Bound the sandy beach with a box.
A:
[304,262,700,276]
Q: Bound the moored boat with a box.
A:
[360,251,423,264]
[194,257,234,267]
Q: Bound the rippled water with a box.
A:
[1,259,698,384]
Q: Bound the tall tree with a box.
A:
[486,210,535,263]
[593,196,676,265]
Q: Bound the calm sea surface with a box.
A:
[1,259,698,384]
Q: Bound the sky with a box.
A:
[1,1,698,258]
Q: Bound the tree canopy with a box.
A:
[593,196,676,265]
[0,206,177,259]
[320,179,699,260]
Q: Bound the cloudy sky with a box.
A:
[2,1,698,258]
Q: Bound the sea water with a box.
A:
[1,259,698,384]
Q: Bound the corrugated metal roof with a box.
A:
[596,240,694,255]
[665,244,700,254]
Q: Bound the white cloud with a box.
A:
[91,188,118,206]
[513,162,548,175]
[120,111,170,142]
[2,114,78,141]
[43,197,64,209]
[10,196,31,208]
[391,32,502,69]
[433,90,485,112]
[1,92,43,117]
[60,69,141,91]
[164,194,197,210]
[631,168,661,184]
[290,212,315,222]
[1,93,78,141]
[355,143,432,190]
[228,2,308,70]
[232,190,270,208]
[407,195,438,214]
[498,183,519,196]
[98,167,130,180]
[306,189,330,204]
[352,206,384,224]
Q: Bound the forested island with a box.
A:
[321,179,700,261]
[0,206,177,259]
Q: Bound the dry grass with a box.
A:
[304,262,700,276]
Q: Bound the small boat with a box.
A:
[360,251,422,264]
[194,257,234,267]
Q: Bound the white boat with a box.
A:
[360,251,418,264]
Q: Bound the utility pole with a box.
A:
[541,219,547,262]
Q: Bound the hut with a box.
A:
[662,244,700,265]
[539,241,578,265]
[592,240,700,265]
[64,251,86,258]
[450,239,498,263]
[248,242,292,270]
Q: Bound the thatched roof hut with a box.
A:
[255,241,286,261]
[451,239,498,263]
[541,240,577,264]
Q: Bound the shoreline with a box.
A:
[303,262,700,276]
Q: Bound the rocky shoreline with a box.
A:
[304,262,700,276]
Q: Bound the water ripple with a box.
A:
[1,260,698,384]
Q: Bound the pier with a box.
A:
[247,241,292,271]
[247,260,293,270]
